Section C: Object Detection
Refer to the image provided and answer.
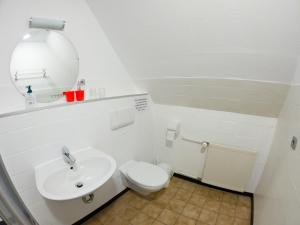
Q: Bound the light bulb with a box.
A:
[22,33,31,40]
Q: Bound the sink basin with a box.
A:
[35,147,116,201]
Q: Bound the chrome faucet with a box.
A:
[62,146,76,166]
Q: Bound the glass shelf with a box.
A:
[0,92,148,118]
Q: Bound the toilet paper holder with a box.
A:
[166,121,180,141]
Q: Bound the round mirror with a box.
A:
[10,29,79,103]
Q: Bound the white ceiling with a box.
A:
[87,0,300,83]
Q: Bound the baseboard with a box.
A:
[251,194,254,225]
[174,173,254,225]
[73,188,129,225]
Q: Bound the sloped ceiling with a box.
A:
[86,0,300,117]
[87,0,300,82]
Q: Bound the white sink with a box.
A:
[35,147,116,201]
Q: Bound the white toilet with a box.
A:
[119,160,171,195]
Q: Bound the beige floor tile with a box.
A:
[146,192,160,200]
[234,218,250,225]
[198,209,218,225]
[207,189,223,201]
[157,209,179,225]
[235,206,250,220]
[152,220,166,225]
[219,202,236,217]
[156,189,176,201]
[129,195,149,210]
[105,215,131,225]
[194,186,209,198]
[96,208,114,224]
[161,192,176,201]
[188,193,206,207]
[81,217,101,225]
[164,186,179,197]
[80,177,250,225]
[175,215,197,225]
[216,214,235,225]
[142,203,164,219]
[196,222,211,225]
[175,189,193,202]
[108,201,127,214]
[168,199,187,213]
[237,196,251,208]
[182,203,201,220]
[114,191,135,204]
[181,181,197,192]
[155,189,165,196]
[130,212,155,225]
[222,193,238,205]
[119,206,139,221]
[203,200,221,212]
[154,194,171,208]
[170,177,185,188]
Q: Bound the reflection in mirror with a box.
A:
[10,29,79,103]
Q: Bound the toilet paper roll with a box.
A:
[166,130,176,141]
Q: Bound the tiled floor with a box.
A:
[82,177,251,225]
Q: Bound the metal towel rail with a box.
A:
[14,69,47,81]
[181,135,210,153]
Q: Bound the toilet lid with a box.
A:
[127,162,168,188]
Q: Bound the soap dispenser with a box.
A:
[25,85,36,108]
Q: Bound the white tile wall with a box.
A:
[136,78,289,117]
[153,103,277,193]
[0,84,284,223]
[255,82,300,225]
[0,95,154,225]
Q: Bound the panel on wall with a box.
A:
[137,78,289,117]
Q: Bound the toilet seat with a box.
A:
[126,162,168,190]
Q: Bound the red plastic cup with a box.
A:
[75,90,84,101]
[63,91,75,102]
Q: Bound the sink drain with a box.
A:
[75,182,84,188]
